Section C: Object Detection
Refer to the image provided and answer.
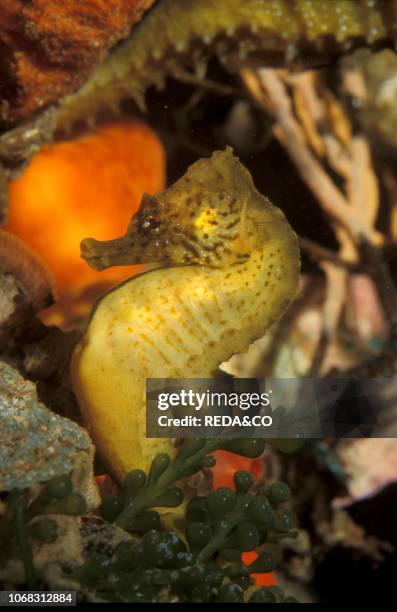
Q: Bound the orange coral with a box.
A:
[6,121,165,296]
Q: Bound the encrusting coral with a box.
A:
[0,0,156,125]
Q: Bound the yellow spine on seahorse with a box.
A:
[71,149,300,483]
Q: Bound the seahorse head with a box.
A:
[81,148,275,270]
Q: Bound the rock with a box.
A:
[0,361,99,510]
[0,274,24,340]
[0,230,55,352]
[0,109,58,176]
[0,0,156,126]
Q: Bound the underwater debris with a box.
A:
[341,49,397,153]
[0,230,55,349]
[244,68,381,246]
[338,48,397,251]
[0,109,58,176]
[0,230,54,314]
[317,507,393,564]
[336,437,397,504]
[243,65,397,376]
[0,361,98,503]
[0,0,156,125]
[55,0,396,132]
[0,230,83,421]
[0,110,57,229]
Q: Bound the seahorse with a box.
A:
[56,0,397,131]
[70,148,300,483]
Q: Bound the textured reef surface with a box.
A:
[0,361,95,493]
[0,0,155,125]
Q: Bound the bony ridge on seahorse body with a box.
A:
[71,148,300,483]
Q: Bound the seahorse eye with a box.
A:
[142,216,160,231]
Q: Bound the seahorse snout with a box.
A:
[80,235,138,271]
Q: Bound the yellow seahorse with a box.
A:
[71,149,300,483]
